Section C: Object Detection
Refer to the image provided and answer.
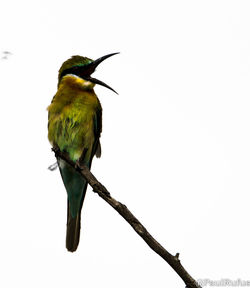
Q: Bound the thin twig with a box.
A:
[52,148,202,288]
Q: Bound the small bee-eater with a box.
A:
[47,53,118,252]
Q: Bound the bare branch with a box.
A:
[52,148,202,288]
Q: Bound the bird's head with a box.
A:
[58,53,119,93]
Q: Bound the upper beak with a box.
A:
[82,52,119,94]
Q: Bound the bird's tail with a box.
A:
[66,201,81,252]
[58,158,89,252]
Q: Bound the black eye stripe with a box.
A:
[60,66,81,80]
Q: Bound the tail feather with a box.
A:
[58,158,89,252]
[66,201,81,252]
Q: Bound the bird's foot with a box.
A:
[75,159,82,170]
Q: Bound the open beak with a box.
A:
[82,52,119,94]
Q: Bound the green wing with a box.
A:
[92,107,102,159]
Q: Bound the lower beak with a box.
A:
[84,76,118,94]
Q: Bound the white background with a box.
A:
[0,0,250,287]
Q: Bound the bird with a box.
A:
[1,51,12,60]
[47,53,118,252]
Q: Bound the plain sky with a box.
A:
[0,0,250,287]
